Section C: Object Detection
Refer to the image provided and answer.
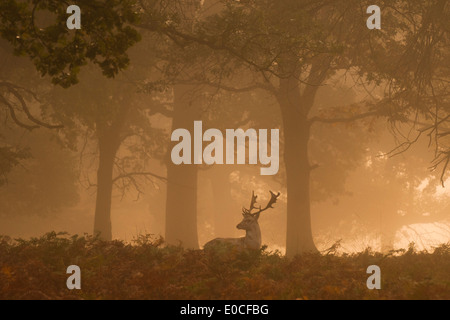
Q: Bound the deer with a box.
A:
[203,190,280,250]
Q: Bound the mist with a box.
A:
[0,0,449,301]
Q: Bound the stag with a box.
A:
[204,191,280,250]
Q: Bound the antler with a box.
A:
[242,191,258,215]
[242,190,280,216]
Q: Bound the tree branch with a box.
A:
[137,23,313,84]
[112,171,168,184]
[175,79,273,94]
[309,110,378,125]
[0,81,63,129]
[0,94,39,130]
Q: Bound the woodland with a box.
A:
[0,0,449,299]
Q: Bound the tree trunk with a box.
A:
[93,129,120,241]
[93,103,127,241]
[211,166,237,238]
[165,85,199,249]
[278,77,319,257]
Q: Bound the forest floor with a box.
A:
[0,232,448,300]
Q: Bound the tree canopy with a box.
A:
[0,0,141,87]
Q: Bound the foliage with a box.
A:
[0,232,448,300]
[0,0,141,88]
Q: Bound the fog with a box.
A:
[1,57,448,253]
[0,0,450,299]
[1,0,450,301]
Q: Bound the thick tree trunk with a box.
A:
[211,166,237,238]
[93,103,127,241]
[93,130,120,241]
[165,163,198,248]
[165,85,199,249]
[278,77,319,257]
[283,115,318,256]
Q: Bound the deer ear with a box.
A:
[254,212,260,220]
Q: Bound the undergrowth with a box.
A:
[0,232,448,300]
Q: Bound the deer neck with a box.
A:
[244,223,261,250]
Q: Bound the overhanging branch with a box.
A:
[112,171,168,184]
[137,23,314,84]
[175,79,274,94]
[0,81,63,130]
[309,110,378,125]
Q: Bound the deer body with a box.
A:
[204,191,279,250]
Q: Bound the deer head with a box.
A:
[236,190,280,231]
